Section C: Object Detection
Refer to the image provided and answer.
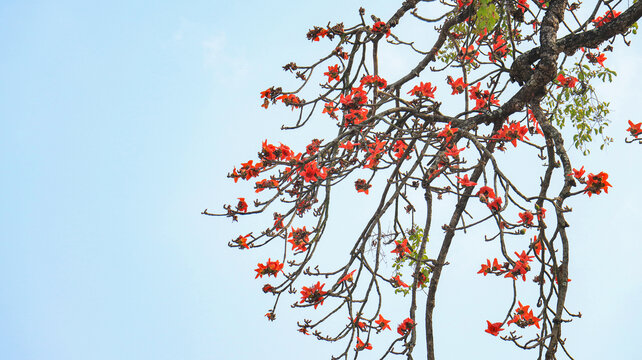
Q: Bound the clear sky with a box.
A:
[1,1,641,359]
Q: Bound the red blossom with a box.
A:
[361,74,387,89]
[355,337,372,351]
[572,166,586,179]
[447,76,468,95]
[478,258,502,276]
[375,314,391,331]
[584,172,612,197]
[627,120,642,137]
[397,318,415,335]
[437,122,458,143]
[355,179,372,194]
[288,226,311,252]
[494,122,529,147]
[518,211,534,226]
[592,10,621,27]
[391,238,412,258]
[392,139,409,159]
[556,74,578,88]
[485,321,504,336]
[587,52,607,67]
[234,234,251,249]
[236,197,248,213]
[254,258,284,279]
[338,270,356,284]
[371,21,391,38]
[324,64,340,83]
[300,282,327,309]
[408,81,437,98]
[391,275,409,288]
[459,45,479,62]
[456,174,477,187]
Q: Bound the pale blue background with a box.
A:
[1,1,641,359]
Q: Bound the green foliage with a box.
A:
[475,0,499,34]
[546,63,616,155]
[392,226,430,296]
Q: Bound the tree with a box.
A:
[205,1,642,359]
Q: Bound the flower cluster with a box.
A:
[507,302,541,328]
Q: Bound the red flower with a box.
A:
[584,171,612,197]
[361,74,387,89]
[355,179,372,194]
[254,258,284,279]
[477,258,502,276]
[397,318,415,335]
[322,101,338,119]
[350,316,367,331]
[592,10,621,27]
[457,0,473,9]
[627,120,642,137]
[518,211,534,226]
[447,76,468,95]
[262,284,274,293]
[556,74,578,88]
[355,337,373,351]
[531,236,545,255]
[437,122,458,143]
[477,186,496,200]
[487,196,502,212]
[587,52,607,67]
[391,238,412,258]
[265,312,276,321]
[391,275,409,288]
[572,166,586,179]
[288,226,310,252]
[300,282,327,309]
[375,314,391,331]
[299,161,328,182]
[339,86,368,109]
[507,302,541,329]
[459,45,479,62]
[236,197,248,213]
[371,21,390,38]
[485,321,504,336]
[234,234,251,249]
[339,141,358,151]
[339,269,356,284]
[444,145,465,158]
[456,174,477,187]
[276,94,302,110]
[408,82,436,98]
[307,27,328,41]
[493,122,529,147]
[324,64,340,83]
[392,140,409,159]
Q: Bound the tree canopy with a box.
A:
[207,1,642,359]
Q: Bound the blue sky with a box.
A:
[1,1,641,359]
